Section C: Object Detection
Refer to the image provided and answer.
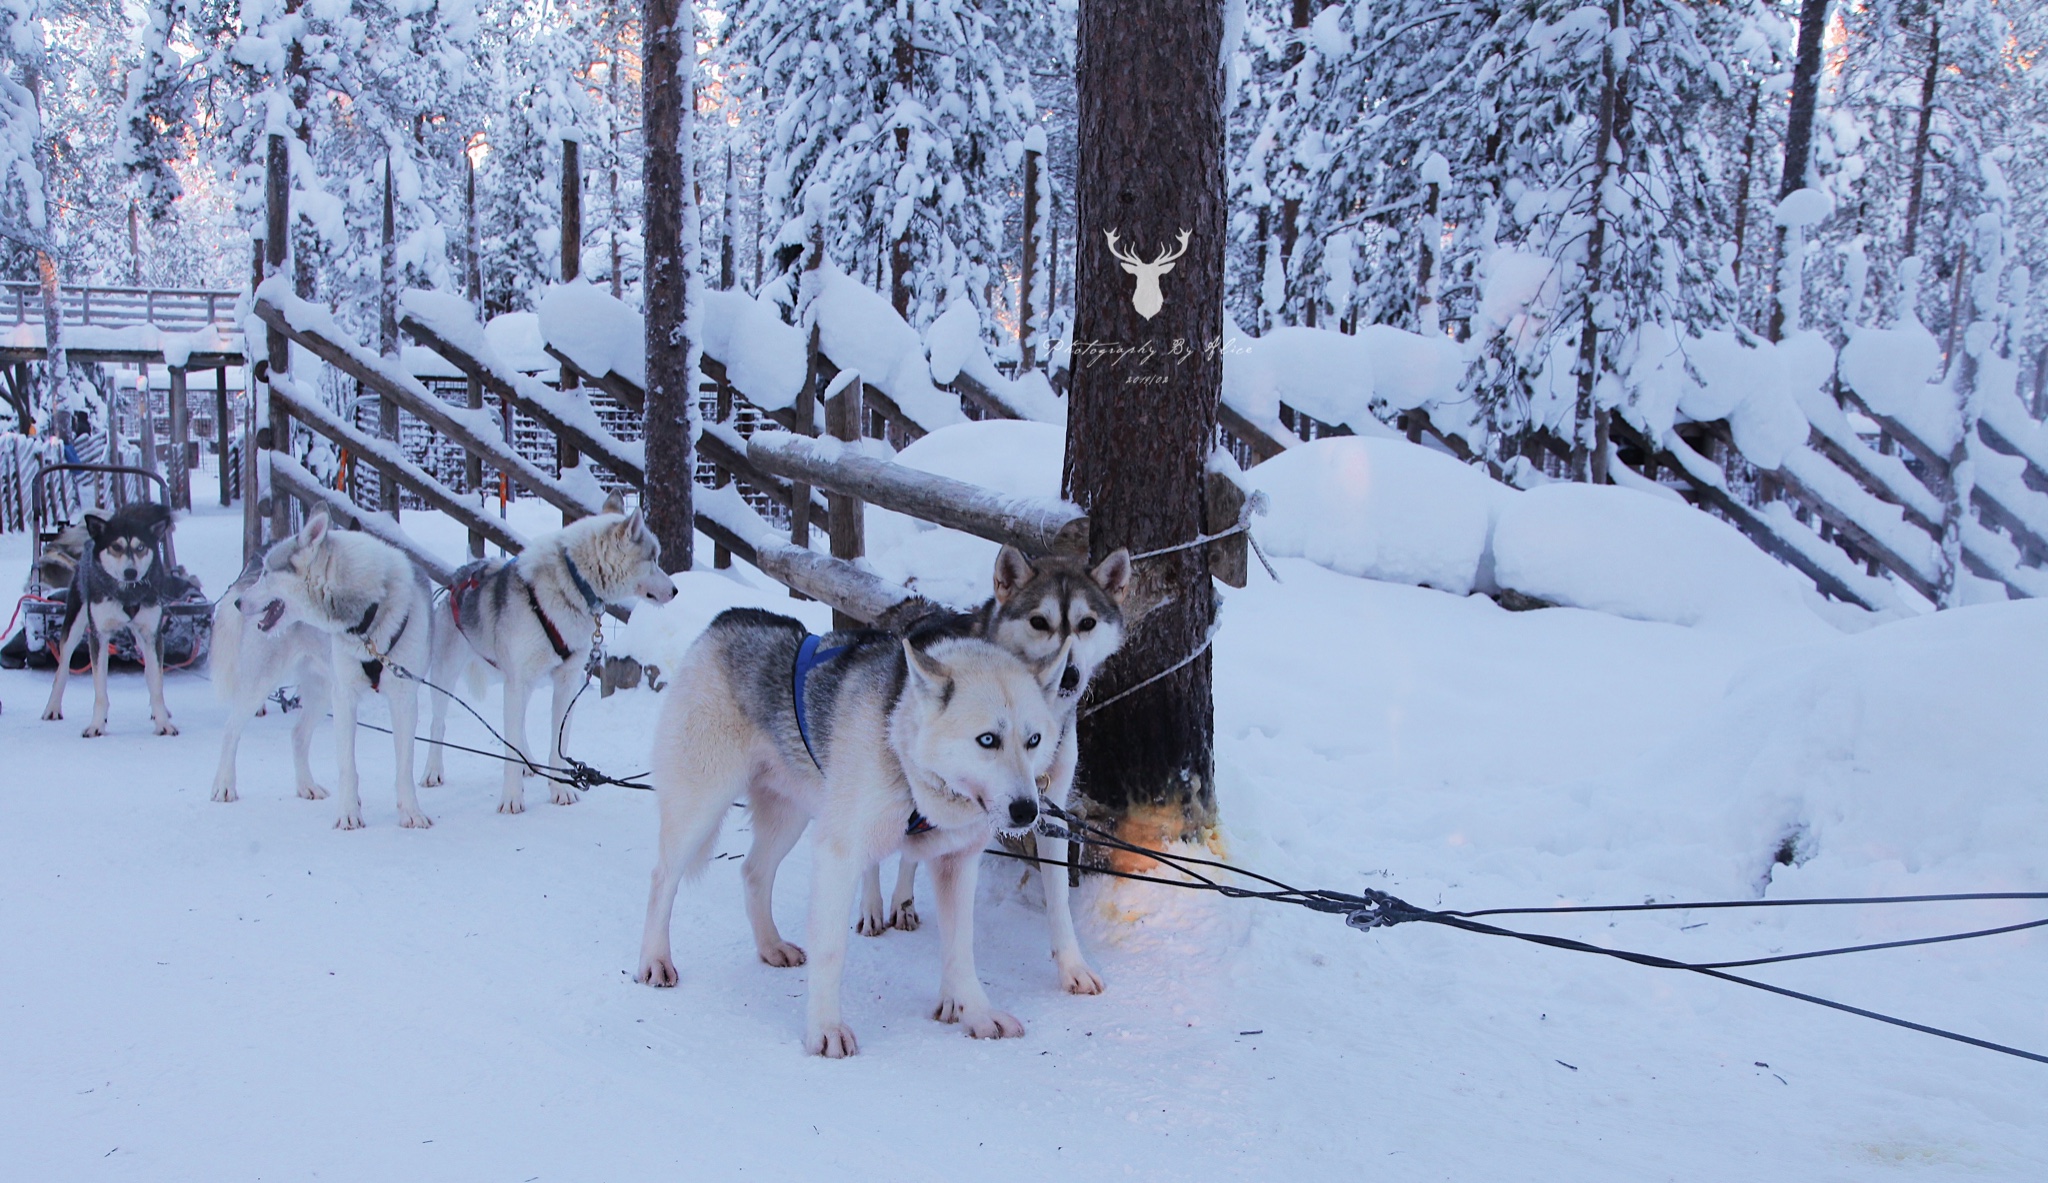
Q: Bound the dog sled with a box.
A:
[1,463,212,672]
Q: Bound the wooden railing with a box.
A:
[1,283,239,333]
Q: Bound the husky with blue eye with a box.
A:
[866,545,1132,995]
[634,608,1070,1058]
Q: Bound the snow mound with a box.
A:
[1667,599,2048,893]
[863,420,1066,607]
[698,288,806,412]
[538,282,645,389]
[1491,482,1830,639]
[1247,436,1502,595]
[483,312,551,373]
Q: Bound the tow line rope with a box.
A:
[993,803,2048,1067]
[300,625,2045,1066]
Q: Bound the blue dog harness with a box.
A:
[791,633,848,770]
[792,633,936,837]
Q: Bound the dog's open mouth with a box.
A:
[255,598,287,633]
[1059,661,1081,697]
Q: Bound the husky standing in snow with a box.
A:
[867,544,1131,995]
[41,502,186,738]
[635,609,1070,1057]
[236,512,435,830]
[421,500,677,813]
[208,551,334,805]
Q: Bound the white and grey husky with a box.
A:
[209,551,333,805]
[421,501,677,813]
[236,512,435,830]
[636,609,1069,1057]
[872,545,1131,994]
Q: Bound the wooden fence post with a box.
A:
[167,366,189,510]
[824,372,865,630]
[265,131,293,546]
[558,136,583,525]
[216,366,231,507]
[379,154,400,519]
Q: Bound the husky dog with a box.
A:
[208,552,333,805]
[238,512,435,830]
[422,501,677,813]
[41,502,184,737]
[635,609,1069,1057]
[866,545,1131,994]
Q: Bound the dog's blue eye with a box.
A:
[1026,733,1041,749]
[977,732,999,750]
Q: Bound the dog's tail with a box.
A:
[212,597,244,702]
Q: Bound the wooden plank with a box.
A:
[697,422,828,520]
[265,373,527,558]
[753,540,925,625]
[1767,457,1940,602]
[401,312,646,486]
[1215,400,1290,466]
[254,296,605,521]
[750,431,1089,556]
[1805,424,1941,538]
[825,377,866,630]
[0,348,245,367]
[1604,415,1880,610]
[269,454,461,587]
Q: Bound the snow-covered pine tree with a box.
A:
[724,0,1047,332]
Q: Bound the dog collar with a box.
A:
[563,554,603,615]
[906,808,935,836]
[791,633,849,770]
[347,602,379,636]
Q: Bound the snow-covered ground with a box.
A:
[4,472,2046,1180]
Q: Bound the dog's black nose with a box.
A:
[1008,799,1039,828]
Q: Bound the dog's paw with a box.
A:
[154,719,179,737]
[758,941,807,968]
[40,706,61,721]
[636,957,679,987]
[297,782,329,801]
[888,901,921,932]
[932,996,966,1025]
[210,784,239,803]
[855,904,889,937]
[550,786,581,807]
[806,1022,859,1058]
[420,770,444,788]
[399,808,433,830]
[496,795,526,815]
[961,1008,1025,1040]
[80,722,105,738]
[334,811,366,831]
[1057,958,1105,996]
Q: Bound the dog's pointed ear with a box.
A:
[602,489,626,516]
[1091,549,1133,604]
[621,507,645,535]
[1031,636,1074,696]
[147,506,173,542]
[299,511,330,547]
[902,638,951,697]
[992,545,1035,604]
[83,510,110,544]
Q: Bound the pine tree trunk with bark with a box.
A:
[643,0,696,572]
[1067,0,1226,850]
[1769,0,1831,342]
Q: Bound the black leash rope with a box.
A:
[337,629,655,792]
[988,804,2048,1067]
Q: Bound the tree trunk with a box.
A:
[1730,81,1760,309]
[643,0,696,573]
[1572,0,1624,483]
[1769,0,1831,342]
[1902,13,1940,259]
[1068,0,1225,846]
[465,155,485,558]
[379,155,400,517]
[890,25,915,318]
[1020,144,1043,371]
[721,145,737,290]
